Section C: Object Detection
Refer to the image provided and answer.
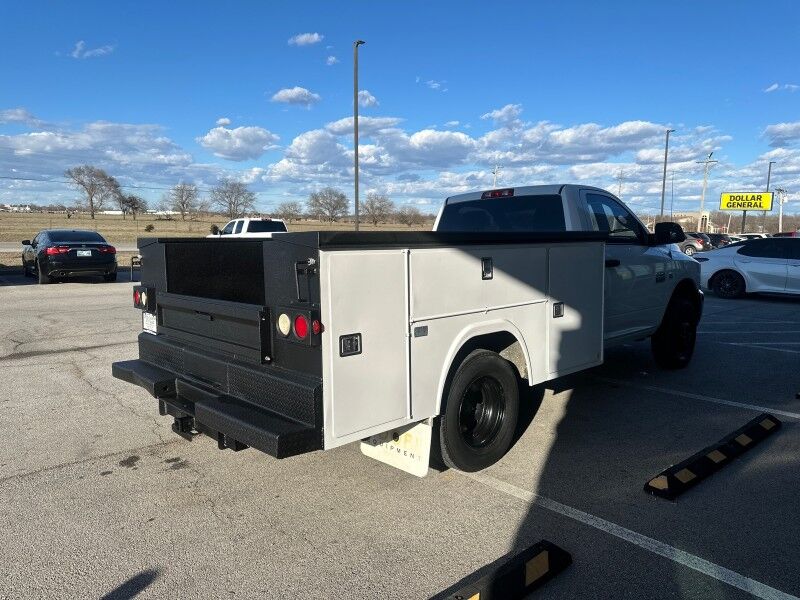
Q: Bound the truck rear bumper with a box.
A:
[112,335,322,459]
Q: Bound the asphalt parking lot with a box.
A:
[1,273,799,599]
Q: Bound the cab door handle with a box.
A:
[605,259,620,268]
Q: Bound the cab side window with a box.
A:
[234,220,244,234]
[220,221,236,235]
[737,239,786,259]
[584,193,644,243]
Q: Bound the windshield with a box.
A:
[247,220,287,233]
[48,230,106,243]
[437,195,566,232]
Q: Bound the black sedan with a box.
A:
[21,229,117,284]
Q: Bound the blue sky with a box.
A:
[1,0,799,214]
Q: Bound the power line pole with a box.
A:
[659,129,675,217]
[353,39,365,231]
[616,169,625,198]
[696,152,718,232]
[491,164,501,188]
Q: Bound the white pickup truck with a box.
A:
[113,184,701,476]
[207,217,288,238]
[434,185,703,363]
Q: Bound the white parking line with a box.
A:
[701,321,800,325]
[724,342,800,355]
[463,471,800,600]
[699,331,800,334]
[595,378,800,420]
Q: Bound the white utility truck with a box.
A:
[207,217,288,238]
[113,185,701,476]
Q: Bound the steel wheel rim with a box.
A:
[458,376,506,448]
[718,273,741,296]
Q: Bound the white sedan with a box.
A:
[696,238,800,298]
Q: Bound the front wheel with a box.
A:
[439,349,519,472]
[651,297,698,369]
[683,245,696,256]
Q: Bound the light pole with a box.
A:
[353,39,365,231]
[491,164,501,187]
[670,170,674,219]
[659,129,675,218]
[775,187,788,232]
[696,152,718,231]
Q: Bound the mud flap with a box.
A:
[360,420,432,477]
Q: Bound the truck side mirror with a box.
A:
[21,239,31,246]
[653,222,686,244]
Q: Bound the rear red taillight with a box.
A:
[481,188,514,199]
[45,246,70,255]
[311,319,322,335]
[294,315,309,339]
[133,289,141,306]
[99,245,116,254]
[133,286,154,311]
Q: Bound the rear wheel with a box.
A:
[711,270,745,299]
[683,245,696,256]
[37,261,51,284]
[651,297,698,369]
[439,349,519,472]
[103,271,117,282]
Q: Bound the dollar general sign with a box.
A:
[719,192,774,211]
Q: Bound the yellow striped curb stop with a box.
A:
[644,413,782,500]
[439,540,571,599]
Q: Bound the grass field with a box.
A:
[0,212,433,243]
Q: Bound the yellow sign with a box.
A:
[719,192,774,211]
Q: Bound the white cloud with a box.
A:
[0,108,45,128]
[216,117,231,126]
[357,90,379,108]
[288,32,324,46]
[197,125,279,161]
[325,116,403,136]
[426,80,447,92]
[481,104,523,126]
[444,120,460,128]
[326,55,339,65]
[70,40,114,59]
[271,86,321,106]
[764,121,800,147]
[764,82,799,93]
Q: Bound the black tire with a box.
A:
[711,270,745,299]
[103,271,117,282]
[683,245,696,256]
[439,349,519,472]
[37,261,51,284]
[651,297,698,369]
[23,263,32,277]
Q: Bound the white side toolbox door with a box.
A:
[320,250,410,446]
[548,243,604,376]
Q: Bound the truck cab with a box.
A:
[433,184,703,357]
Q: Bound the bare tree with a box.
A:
[275,201,304,223]
[211,179,256,219]
[64,165,120,219]
[396,205,424,227]
[362,193,394,225]
[307,187,349,222]
[170,182,198,220]
[124,195,147,220]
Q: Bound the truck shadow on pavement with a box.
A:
[99,568,160,600]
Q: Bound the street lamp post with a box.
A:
[775,187,788,232]
[353,39,365,232]
[659,129,675,218]
[696,152,718,232]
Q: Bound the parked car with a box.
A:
[728,235,745,243]
[685,232,713,251]
[207,217,288,238]
[706,233,732,248]
[696,238,800,298]
[773,231,800,238]
[740,233,770,240]
[678,234,705,256]
[21,229,117,284]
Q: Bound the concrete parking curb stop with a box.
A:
[438,540,572,600]
[645,413,782,500]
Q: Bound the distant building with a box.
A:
[1,204,32,212]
